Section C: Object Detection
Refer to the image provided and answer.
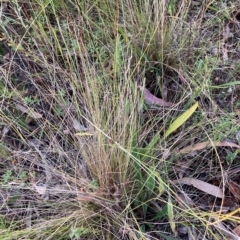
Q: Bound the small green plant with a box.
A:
[2,169,28,184]
[85,29,109,64]
[19,170,27,181]
[135,166,156,220]
[132,136,165,224]
[211,113,239,141]
[167,0,177,16]
[54,106,64,116]
[2,170,13,184]
[23,96,40,106]
[226,150,240,165]
[0,215,9,230]
[69,226,92,239]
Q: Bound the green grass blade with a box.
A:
[209,81,240,88]
[165,102,199,138]
[145,167,155,197]
[151,204,168,221]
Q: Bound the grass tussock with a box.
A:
[1,0,240,239]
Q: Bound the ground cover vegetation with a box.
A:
[1,0,240,239]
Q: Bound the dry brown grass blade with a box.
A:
[176,141,240,154]
[15,103,42,119]
[171,178,224,198]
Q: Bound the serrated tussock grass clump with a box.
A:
[1,0,240,239]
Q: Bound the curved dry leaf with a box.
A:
[217,141,240,148]
[15,103,42,119]
[171,177,223,198]
[139,86,172,107]
[176,141,213,154]
[176,141,240,154]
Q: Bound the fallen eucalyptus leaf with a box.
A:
[163,141,240,159]
[176,141,240,154]
[171,177,223,198]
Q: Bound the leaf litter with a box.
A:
[171,178,224,198]
[15,103,42,119]
[176,141,240,154]
[163,140,240,158]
